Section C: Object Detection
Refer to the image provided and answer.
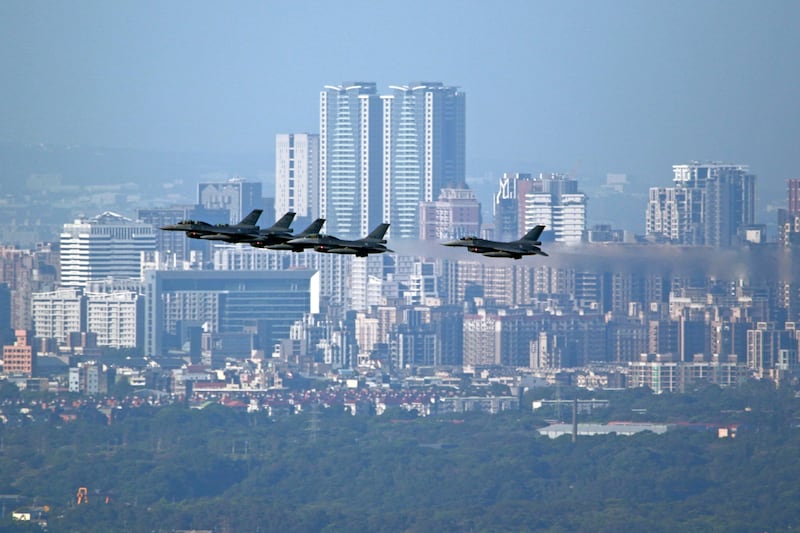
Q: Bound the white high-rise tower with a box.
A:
[382,82,465,239]
[320,82,383,239]
[275,133,320,219]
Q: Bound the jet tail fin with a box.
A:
[267,211,296,231]
[522,225,545,242]
[298,218,326,237]
[238,209,264,226]
[365,223,390,241]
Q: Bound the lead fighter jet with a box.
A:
[286,223,393,257]
[442,225,548,259]
[160,208,263,241]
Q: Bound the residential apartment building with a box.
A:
[0,245,58,330]
[521,173,586,243]
[85,291,142,349]
[646,162,756,247]
[382,82,466,239]
[31,287,85,346]
[419,186,481,241]
[2,329,36,377]
[628,353,748,393]
[320,82,383,239]
[493,173,532,242]
[275,133,320,219]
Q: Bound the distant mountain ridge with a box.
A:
[0,141,272,196]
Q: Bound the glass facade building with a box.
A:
[143,270,319,357]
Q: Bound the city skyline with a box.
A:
[0,1,797,207]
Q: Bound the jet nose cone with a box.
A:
[442,240,463,247]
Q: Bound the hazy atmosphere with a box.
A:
[4,3,800,531]
[2,0,798,204]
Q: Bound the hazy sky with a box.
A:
[1,0,798,199]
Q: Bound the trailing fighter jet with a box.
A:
[160,209,263,242]
[223,211,298,247]
[442,225,548,259]
[254,218,327,251]
[286,223,393,257]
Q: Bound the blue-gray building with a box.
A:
[144,270,319,358]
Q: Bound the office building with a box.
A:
[197,178,265,225]
[275,133,320,220]
[320,82,383,239]
[59,212,156,287]
[382,82,466,239]
[143,270,319,358]
[212,245,350,309]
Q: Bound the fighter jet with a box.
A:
[286,223,393,257]
[195,209,266,243]
[254,218,327,251]
[229,211,298,247]
[160,209,263,242]
[442,225,548,259]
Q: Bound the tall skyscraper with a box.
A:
[702,166,756,247]
[275,133,320,219]
[198,178,264,225]
[382,82,466,239]
[320,82,383,239]
[60,212,156,287]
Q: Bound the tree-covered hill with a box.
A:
[1,381,798,532]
